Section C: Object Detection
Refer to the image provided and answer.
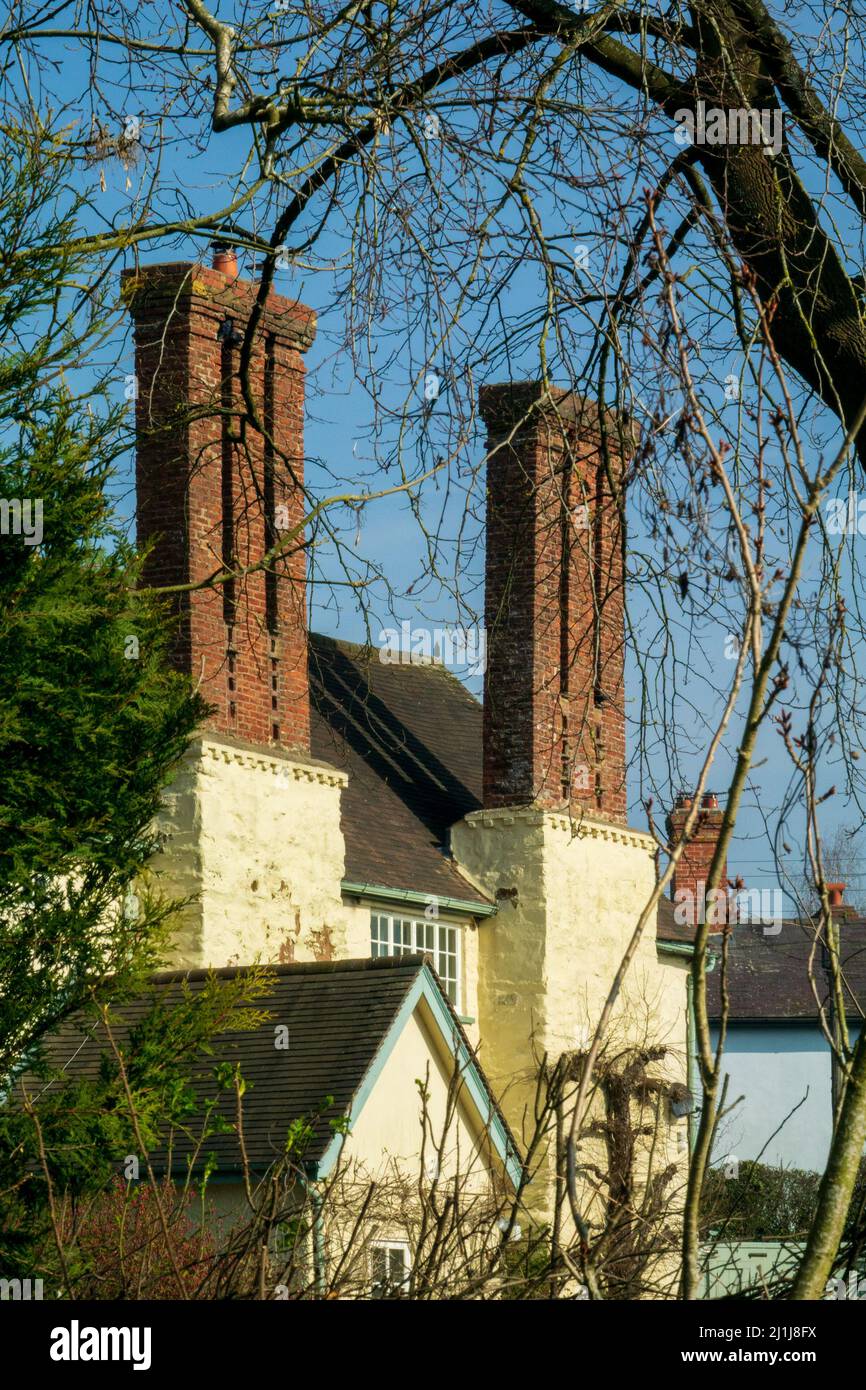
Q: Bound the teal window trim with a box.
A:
[342,879,496,919]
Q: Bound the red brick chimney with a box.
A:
[122,250,316,752]
[667,792,728,929]
[479,383,631,821]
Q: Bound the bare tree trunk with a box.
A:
[791,1030,866,1299]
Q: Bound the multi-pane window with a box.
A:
[370,1240,410,1298]
[370,913,461,1010]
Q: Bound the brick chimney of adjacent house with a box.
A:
[667,792,728,929]
[479,382,632,821]
[122,249,316,752]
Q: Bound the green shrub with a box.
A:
[701,1159,866,1240]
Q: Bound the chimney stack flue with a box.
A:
[668,791,728,933]
[122,257,316,752]
[479,382,632,822]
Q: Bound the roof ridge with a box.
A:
[309,629,481,707]
[150,954,429,985]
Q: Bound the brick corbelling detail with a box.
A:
[121,263,317,351]
[480,382,631,824]
[477,381,639,451]
[126,260,315,755]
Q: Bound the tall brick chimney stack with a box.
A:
[479,382,631,822]
[122,250,316,752]
[667,792,728,928]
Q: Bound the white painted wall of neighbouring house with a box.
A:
[710,1024,837,1172]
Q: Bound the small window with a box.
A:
[368,912,462,1009]
[370,1240,410,1298]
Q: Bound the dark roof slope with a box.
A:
[310,636,698,946]
[309,634,487,904]
[704,917,866,1022]
[22,957,519,1176]
[656,895,696,945]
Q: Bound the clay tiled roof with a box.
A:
[656,896,697,945]
[310,635,699,949]
[309,634,488,905]
[24,957,519,1176]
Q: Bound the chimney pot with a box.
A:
[827,882,845,908]
[212,242,239,277]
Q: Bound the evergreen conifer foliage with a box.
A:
[0,130,205,1080]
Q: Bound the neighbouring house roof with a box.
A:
[309,633,684,947]
[23,956,522,1186]
[698,916,866,1023]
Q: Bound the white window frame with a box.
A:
[369,911,462,1012]
[369,1239,411,1298]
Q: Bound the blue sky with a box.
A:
[21,7,866,903]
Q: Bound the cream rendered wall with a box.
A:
[317,995,508,1284]
[152,733,486,1020]
[153,734,349,970]
[342,897,374,959]
[451,806,690,1224]
[462,916,480,1041]
[341,997,499,1184]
